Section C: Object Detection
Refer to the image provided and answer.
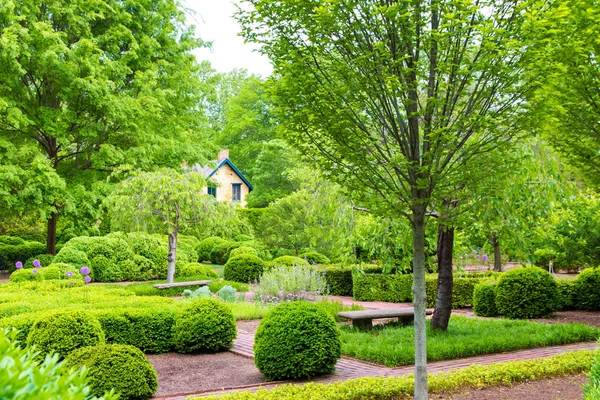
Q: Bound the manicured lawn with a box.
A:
[204,263,224,277]
[341,315,600,366]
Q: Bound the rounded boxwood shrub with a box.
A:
[179,262,219,279]
[64,344,158,400]
[254,301,341,380]
[173,299,236,353]
[472,281,499,317]
[223,254,265,283]
[53,247,90,267]
[233,234,254,242]
[573,267,600,311]
[210,241,240,265]
[27,311,105,358]
[9,268,44,283]
[299,252,330,265]
[197,236,227,262]
[24,254,55,269]
[495,267,560,319]
[272,255,310,267]
[229,246,258,258]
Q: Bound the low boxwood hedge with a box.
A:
[323,265,383,296]
[573,267,600,311]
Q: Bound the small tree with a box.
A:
[108,169,219,283]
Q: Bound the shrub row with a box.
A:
[0,237,46,270]
[322,265,384,296]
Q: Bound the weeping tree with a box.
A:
[107,169,220,283]
[238,0,543,397]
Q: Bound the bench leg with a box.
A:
[397,315,414,326]
[352,319,373,330]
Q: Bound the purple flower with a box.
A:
[84,276,92,284]
[15,262,23,269]
[66,271,73,278]
[372,260,377,264]
[32,269,38,274]
[33,259,41,268]
[80,266,91,275]
[476,254,481,259]
[70,281,74,285]
[471,250,477,255]
[481,254,489,262]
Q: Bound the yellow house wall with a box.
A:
[210,163,250,207]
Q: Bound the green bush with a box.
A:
[178,262,219,279]
[0,235,25,246]
[495,267,560,319]
[584,348,600,400]
[27,311,105,358]
[197,236,227,262]
[234,234,254,242]
[533,248,559,270]
[0,240,46,269]
[300,252,331,265]
[65,344,158,400]
[210,240,240,265]
[237,208,268,233]
[208,280,249,293]
[223,254,265,283]
[229,246,258,258]
[24,254,54,268]
[38,266,70,280]
[254,301,341,380]
[272,255,310,267]
[472,282,498,317]
[54,247,90,267]
[573,267,600,311]
[9,268,44,283]
[557,279,577,310]
[323,265,383,296]
[173,299,237,353]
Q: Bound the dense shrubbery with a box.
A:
[65,344,158,400]
[24,254,54,268]
[229,246,258,258]
[573,267,600,311]
[300,252,330,265]
[472,282,498,317]
[223,254,265,283]
[557,279,577,310]
[210,240,241,265]
[173,299,237,353]
[27,311,105,358]
[0,237,46,270]
[196,236,227,262]
[322,265,383,296]
[272,255,309,267]
[178,263,219,279]
[9,268,44,283]
[254,265,328,303]
[254,302,341,380]
[495,267,559,319]
[584,346,600,400]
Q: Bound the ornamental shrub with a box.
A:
[9,268,44,283]
[234,234,254,242]
[472,282,499,317]
[54,247,90,267]
[495,267,560,319]
[300,252,331,265]
[223,254,265,283]
[229,246,258,258]
[557,279,577,310]
[272,255,310,267]
[0,240,46,269]
[27,311,105,358]
[173,299,236,353]
[210,241,240,265]
[0,235,25,246]
[533,248,559,270]
[24,254,54,268]
[179,262,219,279]
[65,344,158,400]
[254,301,341,380]
[584,348,600,400]
[573,267,600,311]
[197,236,227,262]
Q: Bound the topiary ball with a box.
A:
[26,310,105,358]
[299,252,331,265]
[573,267,600,311]
[64,344,158,400]
[229,246,259,258]
[179,262,219,279]
[472,281,499,317]
[254,301,341,380]
[271,255,310,267]
[495,267,560,319]
[223,254,265,283]
[173,299,237,353]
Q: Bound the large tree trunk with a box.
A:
[167,230,178,283]
[431,226,454,331]
[412,204,428,400]
[46,211,57,255]
[493,236,502,272]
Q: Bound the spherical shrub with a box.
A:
[472,281,499,317]
[9,268,44,283]
[173,299,237,353]
[24,254,55,269]
[573,267,600,311]
[210,241,240,265]
[197,236,227,262]
[64,344,158,400]
[272,255,310,267]
[233,234,254,242]
[495,267,560,319]
[299,252,331,265]
[229,246,258,258]
[27,311,105,358]
[254,301,341,380]
[223,254,265,283]
[179,262,219,279]
[53,247,90,267]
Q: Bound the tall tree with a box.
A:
[0,0,212,253]
[238,1,540,397]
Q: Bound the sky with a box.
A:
[182,0,273,77]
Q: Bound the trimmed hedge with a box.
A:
[574,267,600,311]
[24,254,54,268]
[178,262,219,279]
[324,265,383,296]
[65,344,158,400]
[230,246,259,258]
[0,239,46,270]
[300,252,331,265]
[9,268,44,283]
[254,301,341,380]
[224,254,265,283]
[472,282,499,317]
[272,255,310,267]
[557,279,577,310]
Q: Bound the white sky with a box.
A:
[182,0,273,77]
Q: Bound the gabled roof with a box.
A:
[191,158,253,191]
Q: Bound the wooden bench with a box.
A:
[337,308,433,330]
[152,280,212,290]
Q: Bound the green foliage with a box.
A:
[197,236,228,262]
[533,248,558,270]
[234,234,255,242]
[300,252,330,265]
[27,311,105,358]
[182,286,212,299]
[238,208,268,233]
[0,329,117,400]
[314,298,364,322]
[65,344,158,400]
[322,265,383,296]
[584,347,600,400]
[210,240,239,265]
[255,265,328,303]
[173,299,237,353]
[574,267,600,311]
[226,302,271,320]
[495,267,560,319]
[472,282,499,317]
[557,279,578,310]
[254,302,341,380]
[24,254,55,268]
[223,254,265,283]
[0,236,25,246]
[178,262,219,279]
[54,247,90,268]
[9,268,44,283]
[217,285,238,302]
[341,315,600,367]
[0,240,46,269]
[230,246,258,258]
[208,280,249,293]
[272,255,310,267]
[200,350,597,400]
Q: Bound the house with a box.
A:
[191,150,253,207]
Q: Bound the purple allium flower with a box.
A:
[70,281,74,285]
[476,254,481,259]
[33,259,41,268]
[32,269,38,274]
[15,261,23,269]
[372,260,377,264]
[481,254,489,262]
[80,266,91,275]
[472,250,477,255]
[66,271,73,278]
[84,276,92,284]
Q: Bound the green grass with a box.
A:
[203,263,224,277]
[113,275,248,297]
[226,302,271,320]
[341,315,600,366]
